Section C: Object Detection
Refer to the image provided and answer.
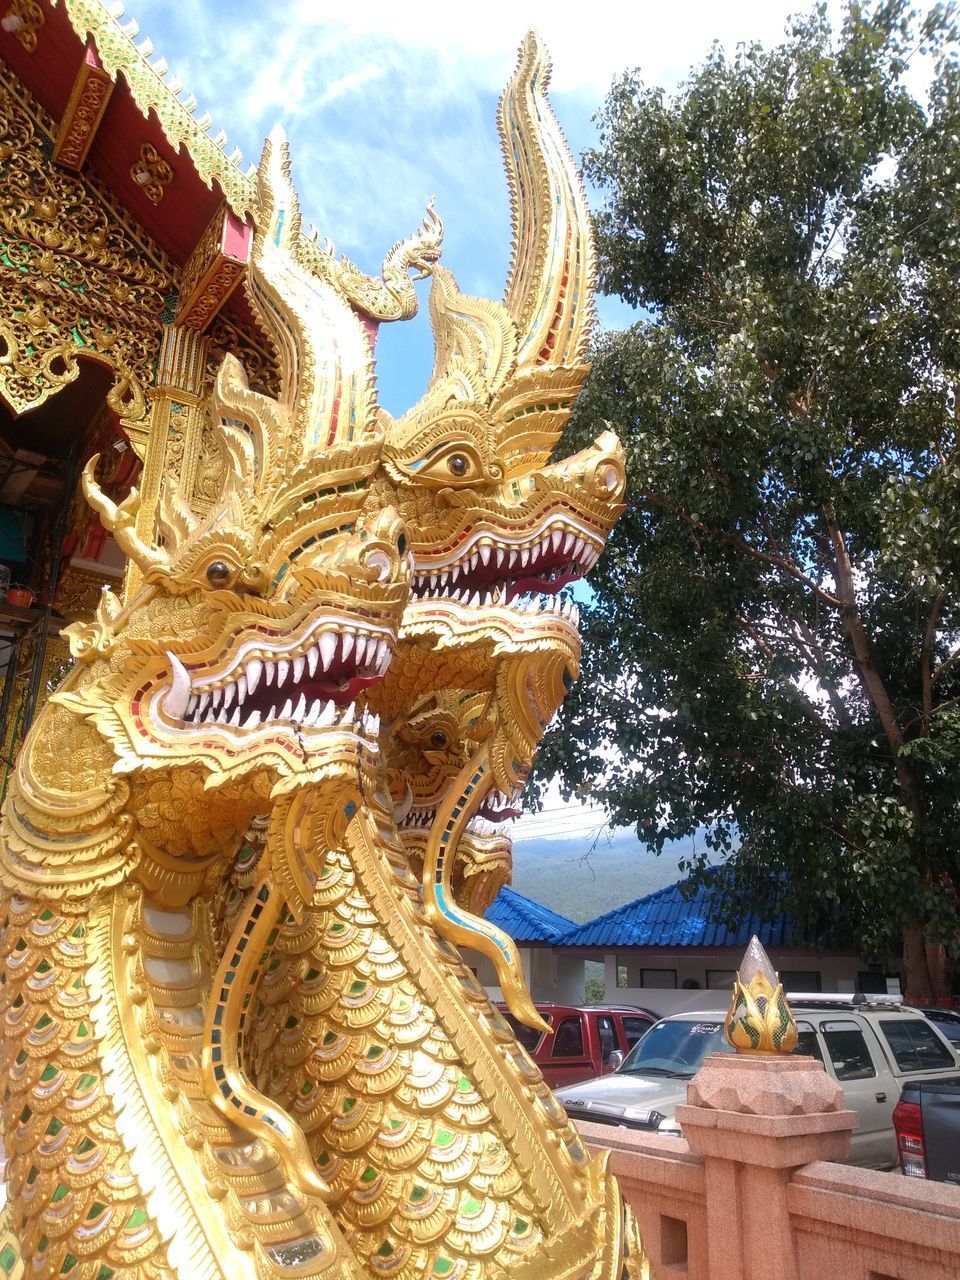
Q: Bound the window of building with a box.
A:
[707,970,737,991]
[552,1017,584,1057]
[640,969,677,989]
[616,963,629,988]
[780,971,822,993]
[821,1021,876,1080]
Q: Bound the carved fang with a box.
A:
[165,651,192,720]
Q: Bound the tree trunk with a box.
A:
[903,923,935,1001]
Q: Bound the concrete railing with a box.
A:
[579,1053,960,1280]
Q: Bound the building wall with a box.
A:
[465,946,586,1004]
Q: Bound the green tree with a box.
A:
[544,0,960,998]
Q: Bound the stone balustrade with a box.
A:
[579,1051,960,1280]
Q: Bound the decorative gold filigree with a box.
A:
[1,0,44,52]
[130,141,174,205]
[0,66,170,426]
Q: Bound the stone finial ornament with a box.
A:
[725,934,799,1054]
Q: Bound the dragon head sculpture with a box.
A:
[387,688,513,916]
[374,32,625,612]
[56,130,411,802]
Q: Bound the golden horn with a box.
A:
[82,455,169,579]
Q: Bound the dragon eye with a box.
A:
[430,731,449,748]
[448,454,469,477]
[206,561,232,586]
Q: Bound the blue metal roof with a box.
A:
[558,869,796,949]
[484,886,576,943]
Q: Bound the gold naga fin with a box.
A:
[81,455,169,580]
[500,29,596,368]
[250,126,381,462]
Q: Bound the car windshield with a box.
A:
[617,1018,733,1078]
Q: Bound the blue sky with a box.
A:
[129,0,841,419]
[128,0,842,838]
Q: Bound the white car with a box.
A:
[554,997,960,1169]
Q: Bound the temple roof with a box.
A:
[2,0,254,266]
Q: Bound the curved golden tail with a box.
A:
[420,745,549,1033]
[201,876,331,1201]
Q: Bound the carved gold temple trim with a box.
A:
[53,42,114,170]
[175,204,251,334]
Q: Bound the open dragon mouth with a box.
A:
[163,623,393,730]
[400,788,523,833]
[410,520,601,603]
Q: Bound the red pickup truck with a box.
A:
[498,1002,656,1088]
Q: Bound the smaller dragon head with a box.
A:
[386,689,511,916]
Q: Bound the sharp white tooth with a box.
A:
[430,573,440,589]
[264,660,275,687]
[520,546,530,568]
[367,713,380,737]
[340,702,356,725]
[496,548,506,569]
[211,686,223,709]
[245,709,261,729]
[563,533,576,555]
[508,549,518,569]
[319,631,338,670]
[341,633,354,664]
[470,552,479,572]
[306,644,319,676]
[470,591,481,607]
[304,699,322,726]
[222,682,235,711]
[354,635,368,665]
[198,690,211,717]
[375,638,389,673]
[319,700,337,728]
[215,706,229,724]
[265,704,277,722]
[292,654,305,684]
[229,705,242,727]
[573,537,586,560]
[279,697,293,719]
[551,529,563,553]
[246,659,262,696]
[187,694,198,716]
[277,658,290,687]
[293,692,307,720]
[164,652,192,721]
[479,544,491,566]
[237,674,248,703]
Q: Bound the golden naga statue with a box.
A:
[0,31,646,1280]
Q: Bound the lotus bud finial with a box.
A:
[724,935,798,1055]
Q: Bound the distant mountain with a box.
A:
[511,828,713,923]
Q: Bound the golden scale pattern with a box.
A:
[0,17,648,1280]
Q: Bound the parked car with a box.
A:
[908,1005,960,1046]
[554,997,960,1169]
[893,1077,960,1182]
[497,1003,656,1088]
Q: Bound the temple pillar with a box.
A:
[125,323,209,599]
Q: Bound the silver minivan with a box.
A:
[555,998,960,1169]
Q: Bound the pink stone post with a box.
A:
[676,937,857,1280]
